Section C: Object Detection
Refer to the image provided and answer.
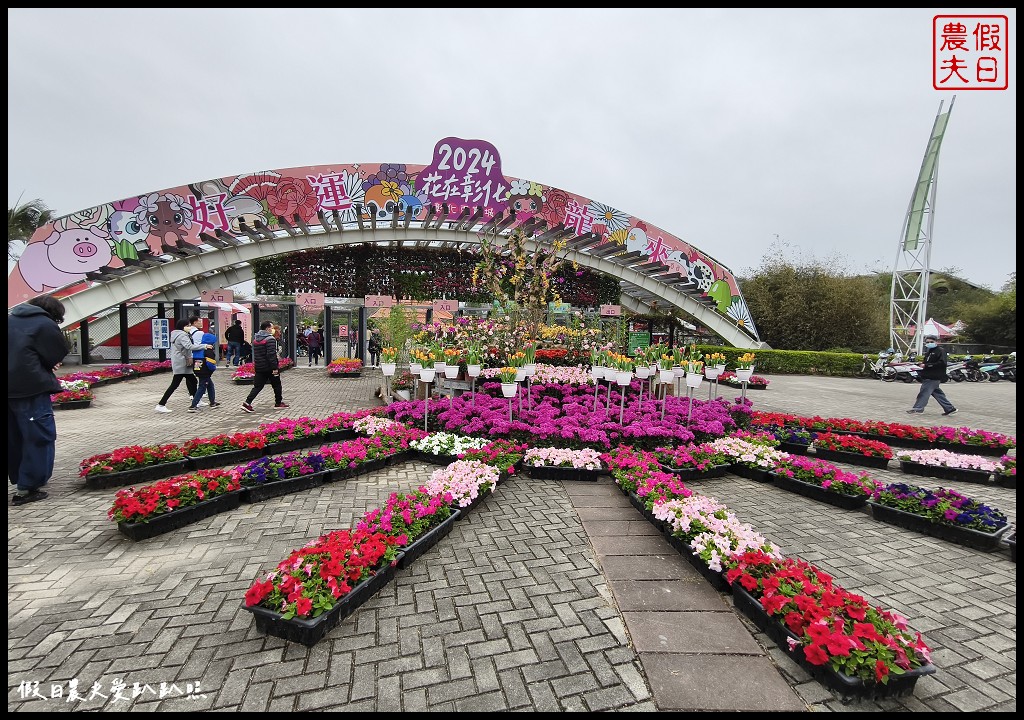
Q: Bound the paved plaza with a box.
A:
[7,368,1017,712]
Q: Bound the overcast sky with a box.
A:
[7,8,1017,290]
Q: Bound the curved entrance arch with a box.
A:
[10,139,763,347]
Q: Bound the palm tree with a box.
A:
[9,196,53,261]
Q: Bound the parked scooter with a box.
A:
[946,360,967,382]
[962,356,989,382]
[882,358,921,383]
[861,353,895,380]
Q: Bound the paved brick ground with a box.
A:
[7,367,1017,711]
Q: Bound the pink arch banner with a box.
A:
[10,137,756,336]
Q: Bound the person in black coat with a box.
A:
[8,294,70,505]
[907,335,957,416]
[241,321,288,412]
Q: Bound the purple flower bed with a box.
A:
[386,381,747,450]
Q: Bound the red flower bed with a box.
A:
[813,432,893,459]
[80,444,187,477]
[107,469,241,523]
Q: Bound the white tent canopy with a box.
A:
[209,301,250,314]
[912,318,957,338]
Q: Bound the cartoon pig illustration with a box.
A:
[18,226,113,292]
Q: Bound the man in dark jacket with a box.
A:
[241,321,288,412]
[8,294,70,505]
[225,319,245,367]
[907,334,957,416]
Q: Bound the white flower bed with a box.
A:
[709,436,788,469]
[410,432,490,457]
[352,415,399,435]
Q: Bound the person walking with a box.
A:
[307,325,323,366]
[907,334,957,416]
[368,328,382,367]
[155,317,209,413]
[189,332,221,412]
[225,319,244,367]
[241,321,289,412]
[188,315,211,407]
[8,294,70,506]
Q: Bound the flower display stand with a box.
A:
[117,491,243,541]
[731,464,775,484]
[732,584,936,701]
[53,400,92,411]
[811,448,890,470]
[898,460,994,485]
[415,451,460,466]
[770,472,869,511]
[244,559,401,647]
[524,465,603,481]
[240,471,328,504]
[658,463,732,481]
[396,510,461,570]
[85,459,192,490]
[867,502,1010,552]
[327,458,386,482]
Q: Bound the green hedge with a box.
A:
[693,345,865,377]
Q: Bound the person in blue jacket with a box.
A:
[189,332,221,412]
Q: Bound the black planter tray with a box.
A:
[731,464,775,483]
[397,510,461,570]
[326,457,386,483]
[811,448,891,469]
[232,377,254,385]
[414,449,460,466]
[627,492,668,533]
[1009,534,1017,563]
[868,501,1010,552]
[525,464,603,481]
[932,442,1013,458]
[770,472,869,511]
[84,458,192,490]
[898,460,994,485]
[452,486,496,515]
[385,450,414,467]
[857,433,934,450]
[244,559,400,646]
[325,428,358,443]
[996,474,1016,489]
[328,371,363,378]
[240,471,327,504]
[188,446,269,472]
[117,491,242,541]
[53,400,92,410]
[658,463,732,481]
[777,441,810,456]
[732,584,936,701]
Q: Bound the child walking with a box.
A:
[190,332,221,412]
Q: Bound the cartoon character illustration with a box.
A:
[665,250,691,278]
[707,279,733,313]
[107,198,150,260]
[137,193,195,253]
[397,181,427,221]
[361,182,401,222]
[689,257,715,293]
[18,225,113,292]
[624,224,648,255]
[190,179,268,236]
[505,179,545,226]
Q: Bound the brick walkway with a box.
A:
[7,367,1016,711]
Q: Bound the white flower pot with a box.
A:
[467,364,482,377]
[435,361,447,373]
[591,365,605,381]
[515,368,527,382]
[501,382,518,398]
[410,362,422,375]
[659,368,675,384]
[715,363,727,372]
[444,365,460,379]
[649,363,658,375]
[381,362,397,377]
[635,366,651,380]
[420,368,436,383]
[615,371,632,386]
[705,367,722,381]
[395,389,410,401]
[685,373,704,389]
[524,363,537,376]
[673,366,685,378]
[735,368,754,382]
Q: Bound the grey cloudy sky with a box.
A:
[7,8,1017,290]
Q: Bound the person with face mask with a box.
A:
[907,334,957,416]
